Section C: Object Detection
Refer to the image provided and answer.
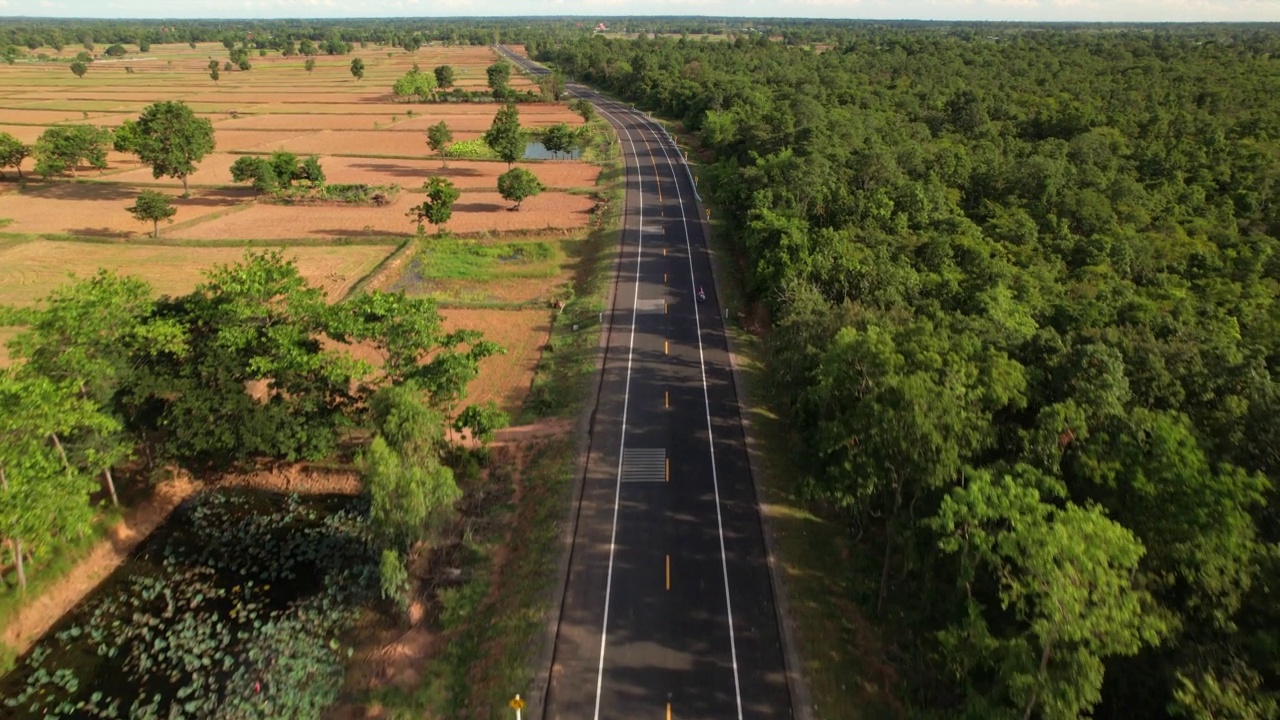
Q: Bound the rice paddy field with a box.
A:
[0,41,605,410]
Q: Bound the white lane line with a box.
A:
[588,103,648,720]
[564,78,747,718]
[641,119,746,719]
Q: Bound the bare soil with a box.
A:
[0,239,395,307]
[171,191,593,240]
[0,183,239,237]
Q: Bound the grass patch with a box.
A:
[445,138,500,161]
[415,236,559,282]
[519,119,621,422]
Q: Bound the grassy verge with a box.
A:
[684,148,904,719]
[436,441,574,719]
[0,504,124,672]
[518,119,622,423]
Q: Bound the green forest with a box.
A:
[543,25,1280,719]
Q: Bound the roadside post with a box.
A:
[510,694,525,720]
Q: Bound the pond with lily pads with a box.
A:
[0,489,379,720]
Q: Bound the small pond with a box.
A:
[0,489,378,720]
[523,140,582,160]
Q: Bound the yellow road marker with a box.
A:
[665,301,668,315]
[664,340,668,355]
[665,456,670,482]
[664,273,667,284]
[666,554,670,590]
[667,702,672,720]
[665,391,669,408]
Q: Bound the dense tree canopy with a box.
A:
[543,25,1280,717]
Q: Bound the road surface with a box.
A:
[497,46,794,720]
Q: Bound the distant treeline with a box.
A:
[542,25,1280,719]
[7,17,1275,59]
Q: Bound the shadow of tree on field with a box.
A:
[308,228,411,239]
[452,201,506,214]
[64,227,132,239]
[349,162,483,180]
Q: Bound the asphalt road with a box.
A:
[497,47,793,720]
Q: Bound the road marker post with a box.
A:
[510,694,525,720]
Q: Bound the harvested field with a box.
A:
[0,183,243,237]
[213,129,316,152]
[314,157,600,190]
[0,108,117,124]
[0,124,46,143]
[442,308,550,413]
[171,191,594,240]
[215,114,420,132]
[0,240,396,307]
[274,129,480,157]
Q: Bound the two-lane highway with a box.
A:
[497,46,793,720]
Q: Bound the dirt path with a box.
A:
[2,476,200,654]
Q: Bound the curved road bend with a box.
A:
[498,47,793,720]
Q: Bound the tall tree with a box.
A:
[540,122,575,159]
[70,60,87,78]
[349,57,364,81]
[7,270,181,505]
[119,101,216,196]
[427,120,453,167]
[931,469,1169,719]
[406,176,460,235]
[33,124,111,177]
[433,64,454,89]
[0,371,109,591]
[497,166,544,210]
[485,59,511,95]
[483,102,524,167]
[0,131,29,178]
[126,190,177,238]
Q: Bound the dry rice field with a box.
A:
[0,239,396,307]
[170,191,594,240]
[441,308,550,413]
[0,42,602,407]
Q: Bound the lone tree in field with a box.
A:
[392,68,434,102]
[486,60,511,95]
[484,102,524,168]
[497,167,544,211]
[70,60,88,78]
[541,123,575,159]
[0,131,30,178]
[209,65,220,83]
[350,57,365,81]
[126,190,176,237]
[304,57,316,72]
[433,64,454,89]
[104,43,127,57]
[118,101,216,196]
[427,121,452,167]
[407,176,460,235]
[33,125,111,177]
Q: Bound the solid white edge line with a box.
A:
[587,102,645,720]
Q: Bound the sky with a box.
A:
[1,0,1279,22]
